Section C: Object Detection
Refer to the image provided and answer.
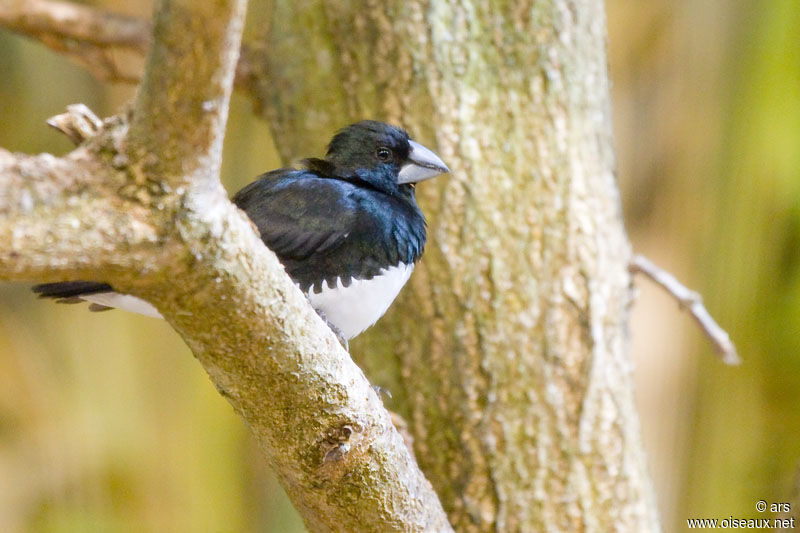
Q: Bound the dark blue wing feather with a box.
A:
[233,169,426,292]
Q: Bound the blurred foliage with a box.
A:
[688,0,800,524]
[1,0,798,531]
[609,0,800,529]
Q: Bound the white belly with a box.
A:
[82,292,163,318]
[79,263,414,339]
[307,263,414,339]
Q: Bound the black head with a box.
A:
[323,120,449,197]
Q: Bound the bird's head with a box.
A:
[325,120,449,196]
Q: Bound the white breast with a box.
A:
[307,262,415,339]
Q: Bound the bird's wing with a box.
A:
[232,170,363,262]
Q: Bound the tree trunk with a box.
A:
[258,0,660,530]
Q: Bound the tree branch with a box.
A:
[0,128,172,284]
[0,0,453,529]
[0,0,260,89]
[127,0,245,191]
[0,0,149,82]
[629,254,740,365]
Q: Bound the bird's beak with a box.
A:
[397,140,450,184]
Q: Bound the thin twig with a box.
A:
[629,254,740,365]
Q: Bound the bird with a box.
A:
[32,120,450,342]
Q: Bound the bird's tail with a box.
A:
[32,281,114,303]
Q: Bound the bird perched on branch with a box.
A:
[33,121,449,342]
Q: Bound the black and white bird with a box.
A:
[32,121,449,340]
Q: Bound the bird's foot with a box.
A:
[315,308,349,351]
[371,385,392,399]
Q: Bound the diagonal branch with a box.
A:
[0,0,453,530]
[0,114,453,533]
[142,199,454,532]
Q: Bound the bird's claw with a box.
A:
[315,308,349,351]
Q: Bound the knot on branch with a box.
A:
[45,104,181,211]
[321,425,353,464]
[321,423,360,465]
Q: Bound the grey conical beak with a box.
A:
[397,140,450,184]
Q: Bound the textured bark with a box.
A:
[257,0,661,531]
[0,0,452,531]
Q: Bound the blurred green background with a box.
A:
[1,0,798,531]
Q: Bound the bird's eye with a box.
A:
[376,147,392,161]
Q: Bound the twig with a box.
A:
[0,0,258,88]
[629,254,740,365]
[46,103,103,145]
